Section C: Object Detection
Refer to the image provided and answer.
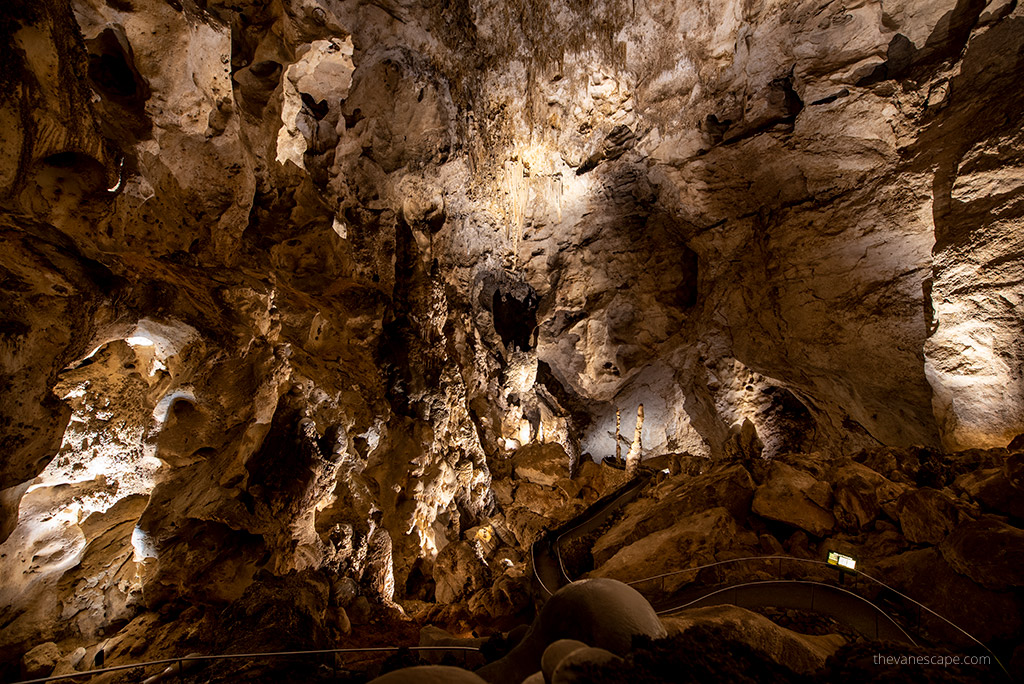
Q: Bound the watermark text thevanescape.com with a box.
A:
[874,654,991,667]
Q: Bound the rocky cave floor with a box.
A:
[10,438,1024,682]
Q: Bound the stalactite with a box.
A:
[503,158,527,266]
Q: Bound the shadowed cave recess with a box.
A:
[1,0,1024,681]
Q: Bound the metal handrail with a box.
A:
[552,475,648,583]
[9,646,482,684]
[536,483,1011,679]
[624,555,1008,676]
[625,555,995,648]
[531,537,558,597]
[531,470,651,597]
[656,578,918,642]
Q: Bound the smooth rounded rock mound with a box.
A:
[476,578,665,684]
[541,639,589,681]
[551,647,623,684]
[368,665,489,684]
[532,578,666,652]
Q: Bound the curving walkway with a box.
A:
[627,557,916,643]
[530,475,1009,675]
[655,579,915,643]
[8,646,483,684]
[531,471,650,596]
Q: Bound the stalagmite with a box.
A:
[625,404,643,477]
[615,408,622,461]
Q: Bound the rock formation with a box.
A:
[1,0,1023,680]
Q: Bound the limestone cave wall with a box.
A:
[1,0,1022,677]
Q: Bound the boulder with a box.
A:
[593,507,758,593]
[51,647,87,677]
[874,548,1023,644]
[1006,451,1024,488]
[852,447,920,485]
[22,642,61,679]
[532,578,667,653]
[491,478,514,507]
[348,596,373,625]
[752,462,836,536]
[592,464,756,563]
[955,468,1024,518]
[783,530,815,559]
[723,418,764,460]
[504,507,551,547]
[467,572,532,624]
[661,605,846,675]
[773,452,834,481]
[541,639,589,680]
[335,606,351,635]
[513,482,579,520]
[418,625,487,667]
[433,541,490,604]
[513,443,571,487]
[369,665,488,684]
[476,578,665,684]
[940,517,1024,591]
[550,646,623,683]
[896,488,963,544]
[574,459,632,503]
[833,462,907,530]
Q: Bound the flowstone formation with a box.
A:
[1,0,1023,680]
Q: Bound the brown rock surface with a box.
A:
[940,517,1024,591]
[477,578,666,684]
[592,464,755,564]
[955,468,1024,519]
[1,0,1023,675]
[896,487,965,544]
[752,462,836,537]
[593,507,758,591]
[513,443,572,487]
[541,639,589,681]
[661,605,846,676]
[21,642,61,680]
[833,462,907,530]
[550,646,623,684]
[433,541,490,604]
[874,548,1023,645]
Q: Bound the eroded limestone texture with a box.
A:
[1,0,1023,679]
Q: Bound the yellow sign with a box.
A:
[827,551,857,571]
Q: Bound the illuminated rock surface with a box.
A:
[1,0,1023,681]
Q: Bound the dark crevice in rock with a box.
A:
[491,285,538,352]
[809,89,850,106]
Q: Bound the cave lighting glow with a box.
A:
[518,419,532,445]
[126,335,155,347]
[520,141,593,225]
[131,525,158,561]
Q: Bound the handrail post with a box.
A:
[177,658,183,683]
